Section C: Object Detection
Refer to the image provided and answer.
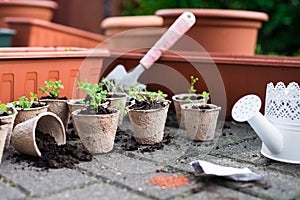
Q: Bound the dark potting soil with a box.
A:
[129,99,166,110]
[176,95,203,101]
[114,129,173,153]
[40,95,68,100]
[11,131,92,170]
[31,102,47,108]
[191,105,212,110]
[106,93,126,98]
[78,105,114,115]
[0,112,10,117]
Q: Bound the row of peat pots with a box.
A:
[0,80,219,164]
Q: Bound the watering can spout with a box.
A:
[232,95,283,155]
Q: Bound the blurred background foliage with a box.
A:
[121,0,300,56]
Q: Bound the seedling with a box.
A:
[39,80,64,98]
[100,78,125,94]
[77,80,107,112]
[0,103,12,115]
[12,92,38,109]
[202,91,210,105]
[188,76,199,93]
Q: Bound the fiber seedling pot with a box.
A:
[106,93,127,127]
[172,93,204,128]
[72,109,120,154]
[67,99,86,135]
[181,103,221,141]
[128,101,170,144]
[39,99,69,130]
[67,99,86,114]
[0,106,17,150]
[0,124,10,164]
[12,112,66,157]
[14,103,48,127]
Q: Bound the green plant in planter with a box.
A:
[127,86,170,145]
[201,91,210,105]
[188,76,199,94]
[11,92,38,109]
[77,80,108,114]
[128,84,165,110]
[73,80,119,154]
[39,80,64,98]
[0,103,12,115]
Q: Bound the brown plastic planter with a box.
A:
[100,15,164,50]
[155,9,268,55]
[101,50,300,119]
[0,0,57,27]
[5,17,106,48]
[0,47,110,103]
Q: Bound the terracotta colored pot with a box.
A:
[12,112,66,157]
[181,103,221,141]
[155,9,268,54]
[102,50,300,119]
[14,103,48,127]
[0,0,57,27]
[0,47,110,103]
[100,15,164,50]
[0,123,10,164]
[105,93,127,127]
[128,101,170,144]
[172,93,204,128]
[0,106,17,150]
[39,99,69,130]
[72,109,119,154]
[5,17,105,48]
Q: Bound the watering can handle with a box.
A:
[140,12,196,69]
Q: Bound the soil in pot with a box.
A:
[11,130,92,169]
[128,99,167,110]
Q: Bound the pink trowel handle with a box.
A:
[140,12,196,69]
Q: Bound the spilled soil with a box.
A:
[114,129,173,153]
[11,130,92,170]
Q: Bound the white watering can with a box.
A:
[232,82,300,164]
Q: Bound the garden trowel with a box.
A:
[105,11,196,89]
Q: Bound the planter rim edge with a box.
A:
[0,0,58,10]
[155,8,268,22]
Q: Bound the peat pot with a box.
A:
[128,101,170,144]
[72,109,119,154]
[172,93,204,128]
[12,112,66,157]
[182,103,221,141]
